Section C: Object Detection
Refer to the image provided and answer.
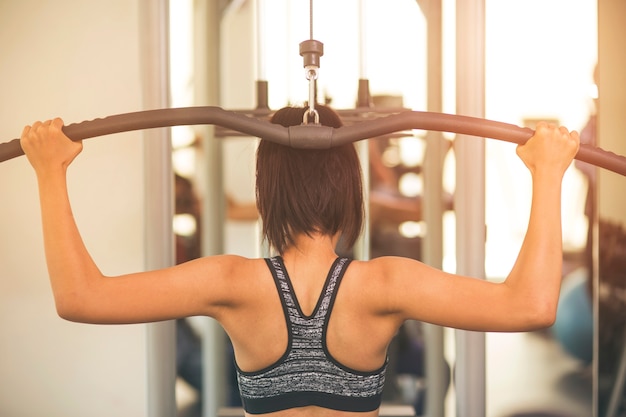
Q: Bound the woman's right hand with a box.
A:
[516,122,580,178]
[21,118,83,175]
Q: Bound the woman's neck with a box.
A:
[281,232,340,263]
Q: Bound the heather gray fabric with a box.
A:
[236,256,387,413]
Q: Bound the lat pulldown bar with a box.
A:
[0,106,625,177]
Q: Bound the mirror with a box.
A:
[168,1,601,416]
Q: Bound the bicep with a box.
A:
[61,255,238,324]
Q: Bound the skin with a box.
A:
[21,118,579,417]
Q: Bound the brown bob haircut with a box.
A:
[255,105,364,254]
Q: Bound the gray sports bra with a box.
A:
[235,256,388,414]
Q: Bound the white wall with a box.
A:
[0,2,147,416]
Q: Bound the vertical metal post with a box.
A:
[358,0,368,81]
[455,0,486,416]
[420,1,448,415]
[353,0,370,262]
[139,1,176,417]
[256,0,266,82]
[201,127,227,417]
[354,140,371,261]
[195,1,226,416]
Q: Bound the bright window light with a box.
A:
[398,172,423,197]
[399,221,426,238]
[398,136,426,167]
[173,213,197,237]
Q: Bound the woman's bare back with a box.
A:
[216,255,398,377]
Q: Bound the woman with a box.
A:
[20,105,579,416]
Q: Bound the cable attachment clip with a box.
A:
[299,39,324,125]
[299,39,324,71]
[303,108,319,125]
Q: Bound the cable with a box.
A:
[299,0,323,124]
[309,0,314,40]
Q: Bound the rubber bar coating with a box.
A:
[1,106,624,177]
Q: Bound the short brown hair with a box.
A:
[255,106,364,254]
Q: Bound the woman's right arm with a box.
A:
[21,119,241,324]
[376,122,580,332]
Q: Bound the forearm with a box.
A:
[505,169,564,323]
[36,169,103,315]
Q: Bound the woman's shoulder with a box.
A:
[345,256,435,296]
[341,256,417,295]
[348,255,424,277]
[186,255,275,311]
[192,254,269,277]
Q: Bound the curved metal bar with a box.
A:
[1,106,625,177]
[0,107,287,161]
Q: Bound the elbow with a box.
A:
[55,300,79,322]
[525,298,558,330]
[56,308,81,323]
[54,291,87,322]
[503,279,560,331]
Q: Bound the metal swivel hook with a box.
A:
[299,39,324,125]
